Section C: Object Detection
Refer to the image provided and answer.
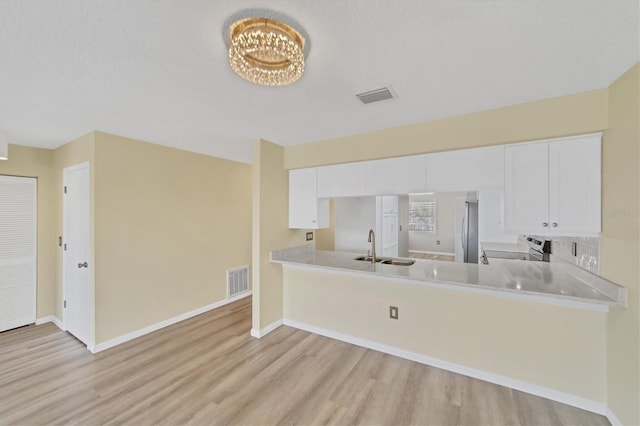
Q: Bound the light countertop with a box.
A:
[271,246,626,310]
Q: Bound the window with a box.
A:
[409,200,436,232]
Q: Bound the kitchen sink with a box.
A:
[380,258,415,266]
[353,255,384,263]
[353,255,415,266]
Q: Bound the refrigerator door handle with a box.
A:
[461,206,467,260]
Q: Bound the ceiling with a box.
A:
[0,1,638,164]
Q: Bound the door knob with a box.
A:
[542,222,549,227]
[77,262,88,268]
[551,222,558,227]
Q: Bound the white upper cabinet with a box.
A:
[548,135,601,233]
[504,142,550,233]
[289,168,329,229]
[426,146,504,192]
[504,134,601,235]
[317,162,367,198]
[365,155,427,195]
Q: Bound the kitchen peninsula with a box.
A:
[272,244,626,414]
[272,245,626,311]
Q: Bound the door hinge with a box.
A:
[64,186,67,194]
[64,300,67,308]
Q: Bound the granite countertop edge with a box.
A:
[271,245,626,309]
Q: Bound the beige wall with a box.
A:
[0,145,56,318]
[408,193,458,254]
[601,63,640,425]
[92,132,252,344]
[251,139,309,333]
[283,267,607,402]
[285,89,608,169]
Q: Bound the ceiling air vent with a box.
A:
[356,87,394,104]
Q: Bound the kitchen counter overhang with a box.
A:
[271,246,626,312]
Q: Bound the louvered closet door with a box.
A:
[0,176,37,332]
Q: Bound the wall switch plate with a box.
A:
[389,306,399,320]
[306,232,313,241]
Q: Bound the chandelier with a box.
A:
[228,17,305,86]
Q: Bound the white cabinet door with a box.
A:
[289,169,329,229]
[366,155,427,195]
[317,162,367,198]
[504,143,550,233]
[549,135,601,233]
[425,146,504,192]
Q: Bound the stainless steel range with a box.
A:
[481,235,552,264]
[523,235,552,262]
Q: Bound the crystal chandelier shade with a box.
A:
[228,17,305,86]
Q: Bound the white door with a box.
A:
[0,176,37,332]
[63,163,91,345]
[548,136,601,233]
[504,143,550,233]
[376,196,398,257]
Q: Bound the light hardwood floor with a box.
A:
[410,252,455,262]
[0,297,609,425]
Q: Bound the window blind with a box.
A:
[409,200,437,232]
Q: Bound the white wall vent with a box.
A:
[227,265,249,298]
[356,87,394,104]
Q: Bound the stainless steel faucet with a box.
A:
[367,228,376,264]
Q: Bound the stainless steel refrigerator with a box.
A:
[455,200,479,263]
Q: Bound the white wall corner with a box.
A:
[250,319,283,338]
[605,406,623,426]
[35,315,65,331]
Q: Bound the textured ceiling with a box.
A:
[0,0,638,164]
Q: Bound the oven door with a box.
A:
[484,250,529,261]
[528,249,544,262]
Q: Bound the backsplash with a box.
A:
[549,236,600,274]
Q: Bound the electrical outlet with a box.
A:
[306,232,313,241]
[437,240,440,245]
[389,306,399,320]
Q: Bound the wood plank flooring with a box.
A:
[410,252,455,262]
[0,297,609,425]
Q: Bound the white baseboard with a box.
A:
[282,318,608,416]
[35,315,65,331]
[606,406,623,426]
[409,250,455,256]
[91,291,252,353]
[250,319,283,338]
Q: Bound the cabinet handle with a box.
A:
[552,222,558,227]
[542,222,549,227]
